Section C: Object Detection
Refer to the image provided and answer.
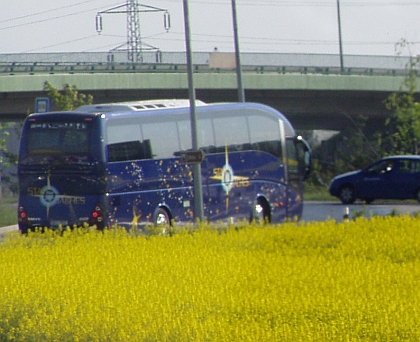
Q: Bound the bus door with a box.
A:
[285,138,301,218]
[285,136,311,219]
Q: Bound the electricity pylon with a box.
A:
[96,1,170,63]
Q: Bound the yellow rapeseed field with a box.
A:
[0,216,419,341]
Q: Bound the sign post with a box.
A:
[180,150,206,164]
[183,0,204,223]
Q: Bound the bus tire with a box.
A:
[19,227,28,235]
[153,207,171,229]
[250,197,270,224]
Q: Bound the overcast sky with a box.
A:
[1,0,420,57]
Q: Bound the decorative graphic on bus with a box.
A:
[210,147,250,212]
[27,175,86,217]
[210,147,250,193]
[130,205,142,230]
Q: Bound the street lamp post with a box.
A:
[336,0,344,72]
[231,0,245,102]
[182,0,204,223]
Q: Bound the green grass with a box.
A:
[0,199,17,227]
[304,183,336,201]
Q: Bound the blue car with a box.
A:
[329,155,420,204]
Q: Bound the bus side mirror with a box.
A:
[296,136,312,181]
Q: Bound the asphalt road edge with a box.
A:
[0,224,18,235]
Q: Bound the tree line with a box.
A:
[308,56,420,187]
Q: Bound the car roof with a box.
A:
[382,155,420,160]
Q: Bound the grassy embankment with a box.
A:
[303,184,333,201]
[0,197,17,227]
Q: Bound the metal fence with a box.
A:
[0,51,416,76]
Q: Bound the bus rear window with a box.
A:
[26,122,91,155]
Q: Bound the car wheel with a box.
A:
[339,186,356,204]
[416,189,420,203]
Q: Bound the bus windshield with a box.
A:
[20,121,93,167]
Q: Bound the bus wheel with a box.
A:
[251,198,270,224]
[153,207,171,233]
[19,227,28,235]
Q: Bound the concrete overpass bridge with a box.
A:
[0,52,418,131]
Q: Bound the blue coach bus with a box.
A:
[17,100,311,233]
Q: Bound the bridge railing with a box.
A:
[0,51,416,76]
[0,61,412,77]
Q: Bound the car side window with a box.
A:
[383,161,394,173]
[397,160,411,174]
[396,159,420,174]
[412,160,420,173]
[367,160,394,175]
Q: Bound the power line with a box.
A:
[187,0,420,6]
[146,31,414,48]
[26,27,407,54]
[0,2,122,31]
[343,2,420,6]
[22,35,99,53]
[2,0,419,31]
[0,11,85,31]
[1,1,96,23]
[3,0,419,54]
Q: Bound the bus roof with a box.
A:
[90,101,296,137]
[76,99,206,113]
[26,101,296,137]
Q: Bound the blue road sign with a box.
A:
[35,97,50,113]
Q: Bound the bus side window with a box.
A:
[108,141,142,162]
[213,115,248,150]
[198,118,216,154]
[248,114,282,159]
[258,140,281,158]
[142,121,179,159]
[107,140,153,162]
[142,139,152,159]
[177,120,194,151]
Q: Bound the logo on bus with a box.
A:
[40,184,60,207]
[211,147,250,193]
[221,164,234,193]
[27,176,86,210]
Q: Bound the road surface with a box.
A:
[301,201,420,222]
[1,201,419,236]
